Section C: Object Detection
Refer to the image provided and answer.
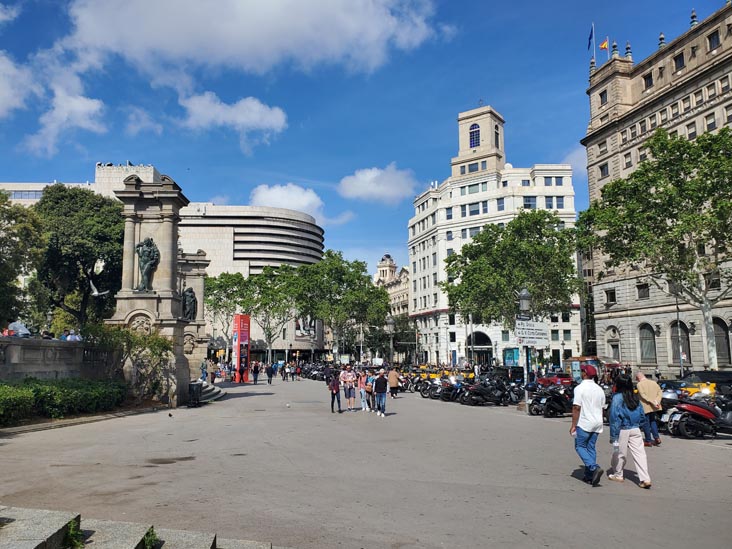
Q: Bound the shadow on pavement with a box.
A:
[219,392,275,401]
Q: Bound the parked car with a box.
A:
[536,372,574,386]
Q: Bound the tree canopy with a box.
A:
[577,128,732,369]
[32,185,124,326]
[442,210,581,329]
[204,271,248,360]
[0,191,43,327]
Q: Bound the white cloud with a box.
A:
[179,91,286,154]
[64,0,438,74]
[562,145,588,185]
[0,3,20,24]
[23,86,106,156]
[0,51,37,118]
[208,195,230,205]
[338,162,418,205]
[249,183,354,227]
[125,106,163,136]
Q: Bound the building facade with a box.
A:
[580,4,732,371]
[0,164,326,361]
[408,106,581,368]
[373,253,410,317]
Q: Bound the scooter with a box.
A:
[665,392,732,438]
[462,379,509,406]
[543,385,574,417]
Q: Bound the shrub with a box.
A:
[0,385,35,426]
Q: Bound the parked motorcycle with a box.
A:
[462,378,509,406]
[543,385,574,417]
[665,390,732,438]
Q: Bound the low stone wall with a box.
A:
[0,337,112,382]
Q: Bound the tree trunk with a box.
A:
[700,300,718,370]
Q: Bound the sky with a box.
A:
[0,0,725,273]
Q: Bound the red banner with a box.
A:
[233,314,251,383]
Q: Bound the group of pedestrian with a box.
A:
[327,364,396,417]
[570,364,661,489]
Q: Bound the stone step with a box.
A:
[81,518,153,549]
[216,539,271,549]
[155,527,215,548]
[0,505,79,549]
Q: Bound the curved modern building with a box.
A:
[178,203,324,277]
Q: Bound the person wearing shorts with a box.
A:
[340,364,357,411]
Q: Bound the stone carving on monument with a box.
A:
[178,250,210,373]
[135,237,160,291]
[182,287,197,320]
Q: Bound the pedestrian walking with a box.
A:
[570,364,606,486]
[209,361,217,385]
[283,364,290,382]
[329,374,342,413]
[373,369,388,417]
[388,367,399,399]
[265,364,274,385]
[340,364,357,411]
[607,374,652,488]
[252,362,260,385]
[357,369,370,411]
[366,369,376,412]
[636,372,663,446]
[295,364,301,381]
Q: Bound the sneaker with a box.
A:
[380,412,385,418]
[607,473,624,483]
[639,481,652,489]
[591,467,604,487]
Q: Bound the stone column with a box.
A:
[121,215,136,290]
[157,217,176,292]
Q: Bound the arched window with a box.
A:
[494,124,500,148]
[639,323,657,364]
[713,317,730,365]
[671,321,691,364]
[469,124,480,148]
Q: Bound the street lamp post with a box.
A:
[560,340,565,372]
[386,315,395,366]
[518,288,532,414]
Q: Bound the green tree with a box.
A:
[443,210,581,328]
[578,128,732,370]
[293,250,390,360]
[0,191,43,327]
[204,272,247,361]
[238,265,298,364]
[32,185,124,326]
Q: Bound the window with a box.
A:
[707,83,717,99]
[726,105,732,125]
[643,72,654,90]
[481,160,487,170]
[561,312,570,323]
[682,96,691,112]
[460,166,466,175]
[468,162,479,173]
[432,252,437,266]
[605,289,617,305]
[714,318,731,365]
[674,52,685,71]
[630,125,637,139]
[461,228,467,239]
[705,272,721,290]
[469,226,480,237]
[460,205,466,217]
[469,123,480,148]
[481,182,487,191]
[556,196,564,209]
[481,200,488,214]
[413,280,417,291]
[446,230,453,241]
[639,324,657,364]
[621,130,628,144]
[413,299,417,309]
[660,109,668,123]
[469,202,480,216]
[449,314,455,325]
[521,179,531,187]
[671,321,691,364]
[599,163,609,178]
[599,89,608,105]
[412,261,417,272]
[494,124,500,148]
[544,176,552,186]
[694,90,704,105]
[706,113,717,131]
[460,186,466,196]
[687,122,697,140]
[497,223,505,229]
[497,197,505,211]
[551,329,559,341]
[637,283,650,299]
[446,207,453,220]
[639,120,647,133]
[502,330,510,342]
[523,196,537,209]
[722,76,730,93]
[563,330,572,341]
[639,148,648,162]
[432,273,437,286]
[555,176,563,186]
[433,293,438,305]
[447,248,454,257]
[449,332,456,343]
[708,29,721,50]
[550,314,559,323]
[598,141,607,155]
[503,180,509,187]
[545,196,554,209]
[467,183,479,194]
[649,114,657,129]
[671,103,679,118]
[624,152,632,168]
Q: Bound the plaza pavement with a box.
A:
[0,377,729,549]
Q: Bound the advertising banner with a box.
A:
[233,314,251,382]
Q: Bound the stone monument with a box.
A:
[107,173,195,406]
[178,249,210,375]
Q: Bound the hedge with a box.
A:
[0,378,127,426]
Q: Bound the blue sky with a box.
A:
[0,0,724,273]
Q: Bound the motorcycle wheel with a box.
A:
[419,385,431,398]
[429,387,441,400]
[460,393,471,405]
[678,415,706,439]
[529,403,541,416]
[408,382,416,393]
[544,407,557,418]
[501,394,510,406]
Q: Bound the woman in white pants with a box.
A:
[607,374,652,488]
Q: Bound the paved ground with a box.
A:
[0,378,729,549]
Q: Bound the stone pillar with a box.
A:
[121,216,136,290]
[157,216,176,292]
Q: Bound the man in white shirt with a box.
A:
[570,364,606,486]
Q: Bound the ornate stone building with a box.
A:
[580,4,732,372]
[373,253,410,317]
